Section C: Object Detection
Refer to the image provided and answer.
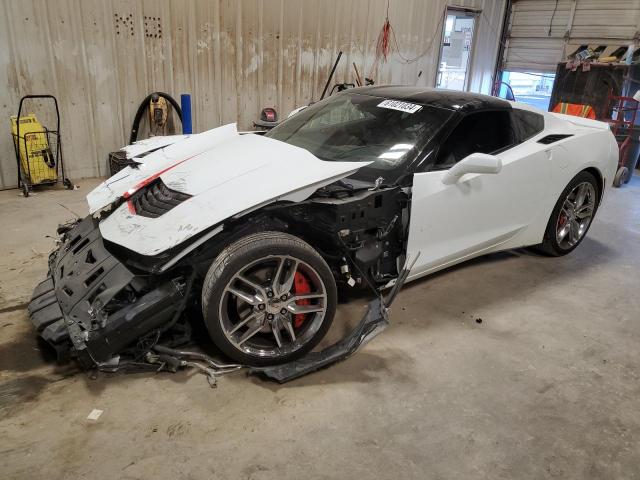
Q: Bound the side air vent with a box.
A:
[132,178,192,218]
[537,134,573,145]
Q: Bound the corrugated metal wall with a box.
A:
[504,0,640,72]
[0,0,505,188]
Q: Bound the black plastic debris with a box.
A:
[249,253,418,383]
[249,296,389,383]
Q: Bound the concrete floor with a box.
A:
[1,175,639,480]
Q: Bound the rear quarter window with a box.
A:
[512,109,545,142]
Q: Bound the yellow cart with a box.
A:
[11,95,72,197]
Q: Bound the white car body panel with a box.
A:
[89,124,369,256]
[405,103,618,281]
[406,139,551,275]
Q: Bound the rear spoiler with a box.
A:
[550,112,610,131]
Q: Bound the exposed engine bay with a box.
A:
[266,181,409,289]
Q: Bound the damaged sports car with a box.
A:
[28,87,618,369]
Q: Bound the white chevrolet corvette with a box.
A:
[29,87,618,369]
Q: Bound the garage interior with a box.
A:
[1,1,640,478]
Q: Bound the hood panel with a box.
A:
[87,124,238,213]
[94,124,369,256]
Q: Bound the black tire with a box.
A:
[201,231,337,366]
[538,171,599,256]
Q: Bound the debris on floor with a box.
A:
[144,345,244,388]
[86,409,103,421]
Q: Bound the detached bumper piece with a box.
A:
[249,254,418,383]
[249,297,389,383]
[28,216,184,367]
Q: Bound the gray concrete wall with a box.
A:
[0,0,505,188]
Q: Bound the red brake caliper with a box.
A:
[293,271,311,328]
[559,212,567,227]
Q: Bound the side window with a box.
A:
[512,109,545,141]
[433,110,516,169]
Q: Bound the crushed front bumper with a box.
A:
[28,216,183,367]
[28,277,72,361]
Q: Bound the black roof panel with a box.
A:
[348,85,511,113]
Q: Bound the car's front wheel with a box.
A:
[201,231,337,366]
[538,171,599,256]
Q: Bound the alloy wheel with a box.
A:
[218,255,328,359]
[555,181,596,249]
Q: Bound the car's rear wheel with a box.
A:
[201,231,337,366]
[538,171,599,256]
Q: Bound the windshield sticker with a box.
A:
[377,99,422,114]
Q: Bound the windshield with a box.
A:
[266,93,452,171]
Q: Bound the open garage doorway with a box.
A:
[500,71,556,111]
[436,8,477,91]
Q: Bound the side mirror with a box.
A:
[441,153,502,185]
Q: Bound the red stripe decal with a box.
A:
[123,153,198,199]
[127,200,136,214]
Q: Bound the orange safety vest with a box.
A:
[552,102,596,119]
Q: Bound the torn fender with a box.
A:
[89,124,370,256]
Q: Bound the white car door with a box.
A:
[406,109,551,278]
